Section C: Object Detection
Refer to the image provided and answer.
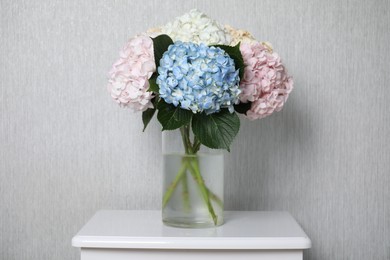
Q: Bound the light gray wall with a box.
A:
[1,0,389,259]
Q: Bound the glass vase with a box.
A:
[162,127,224,228]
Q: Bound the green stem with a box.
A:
[181,170,190,211]
[184,125,194,154]
[162,159,189,208]
[180,127,190,154]
[187,157,218,225]
[207,188,224,209]
[193,136,201,154]
[179,126,192,209]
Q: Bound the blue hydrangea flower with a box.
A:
[157,41,241,114]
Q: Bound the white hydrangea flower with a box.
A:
[146,27,163,38]
[161,9,231,45]
[224,25,257,46]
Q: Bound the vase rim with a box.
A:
[163,152,223,157]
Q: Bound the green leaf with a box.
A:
[157,101,193,130]
[192,110,240,151]
[142,97,158,131]
[234,102,252,115]
[142,108,156,132]
[151,34,174,69]
[213,43,245,79]
[148,76,159,92]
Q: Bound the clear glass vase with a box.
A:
[162,127,224,228]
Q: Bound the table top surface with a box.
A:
[72,210,311,250]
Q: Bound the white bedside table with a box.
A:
[72,210,311,260]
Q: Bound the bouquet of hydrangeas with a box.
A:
[108,10,293,226]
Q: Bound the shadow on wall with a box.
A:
[224,92,316,211]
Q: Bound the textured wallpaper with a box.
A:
[1,0,389,259]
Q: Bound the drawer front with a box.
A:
[80,248,303,260]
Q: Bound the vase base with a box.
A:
[163,216,223,228]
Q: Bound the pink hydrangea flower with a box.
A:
[239,42,293,120]
[107,35,156,112]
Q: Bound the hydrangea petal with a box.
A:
[239,42,293,120]
[107,35,156,112]
[157,41,241,114]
